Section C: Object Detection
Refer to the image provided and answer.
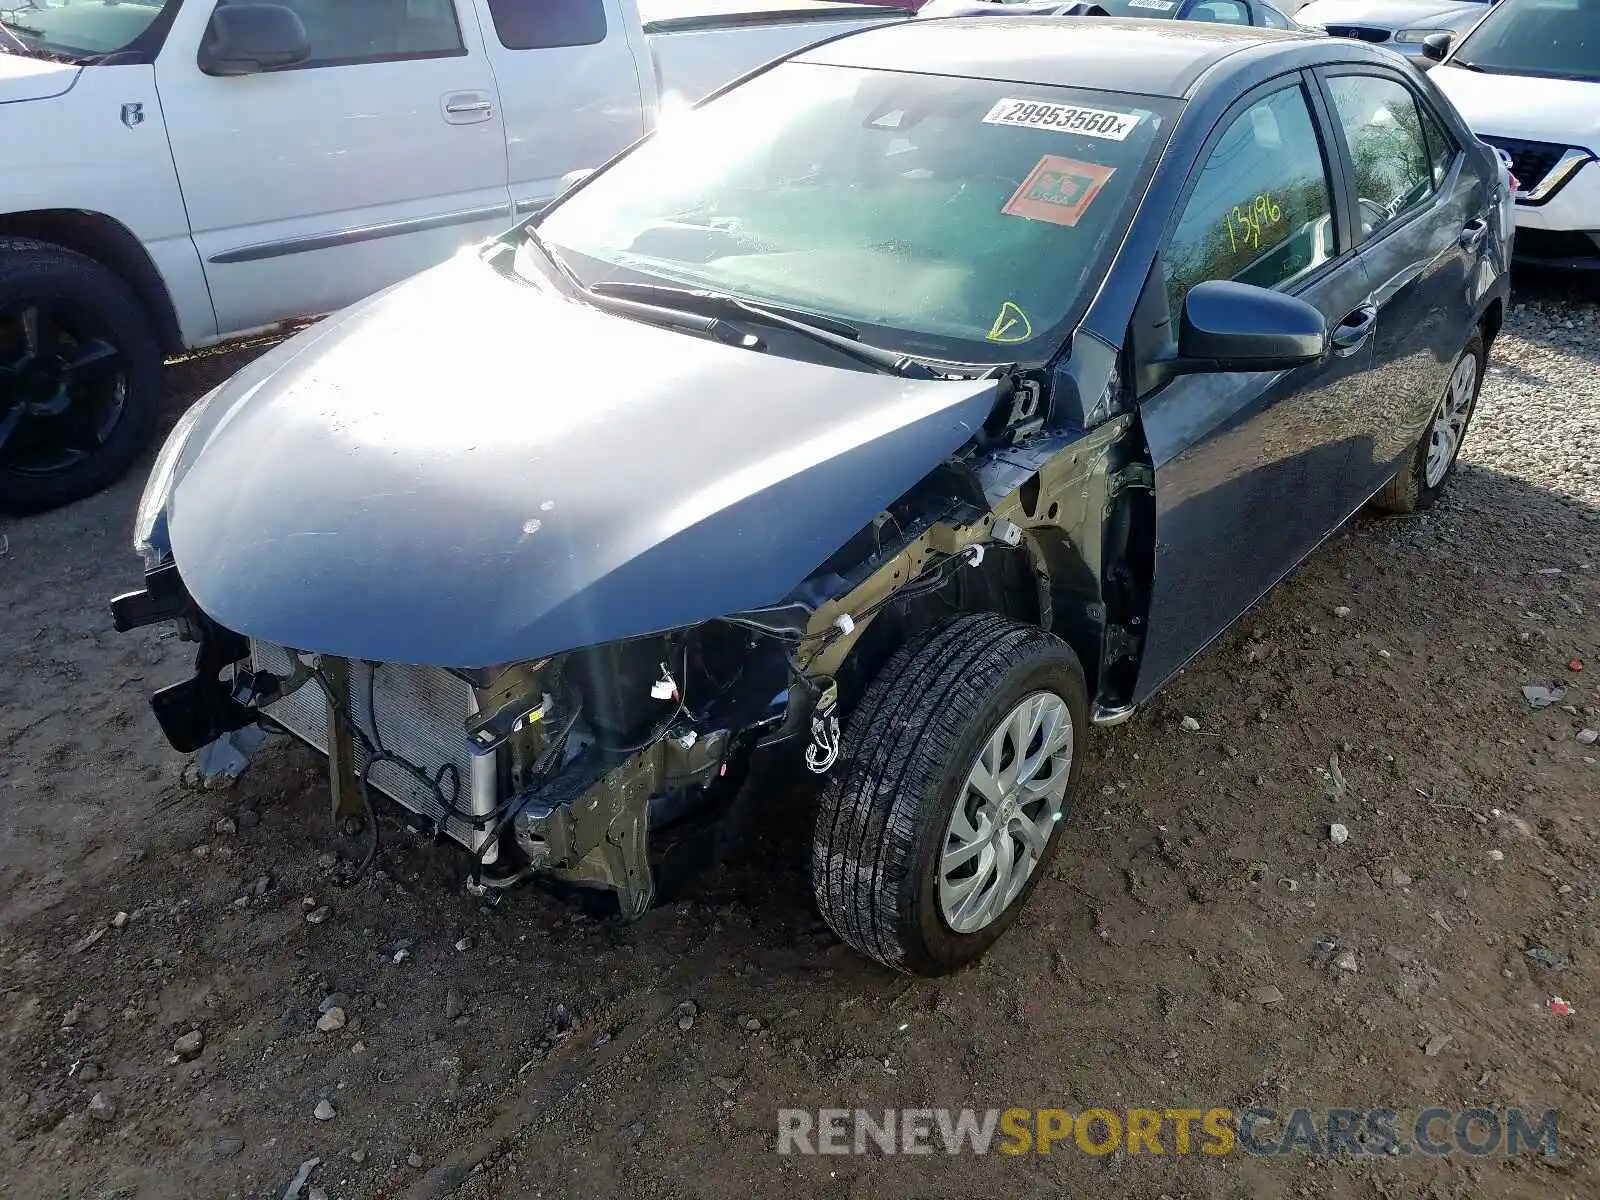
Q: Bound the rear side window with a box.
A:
[1325,75,1437,240]
[1259,4,1296,28]
[1189,1,1251,23]
[1163,84,1337,315]
[485,0,607,49]
[1418,101,1458,188]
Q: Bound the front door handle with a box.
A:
[1331,303,1377,356]
[442,92,494,124]
[1460,217,1489,250]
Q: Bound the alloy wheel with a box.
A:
[1424,351,1478,489]
[938,690,1074,934]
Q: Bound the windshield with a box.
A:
[1,0,174,60]
[535,62,1176,362]
[1451,0,1599,82]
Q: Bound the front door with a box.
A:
[1133,76,1378,702]
[155,0,512,336]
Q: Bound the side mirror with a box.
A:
[199,4,311,77]
[1158,280,1326,381]
[1420,32,1453,61]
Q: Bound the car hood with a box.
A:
[0,53,80,103]
[1295,0,1481,27]
[166,251,1000,668]
[1429,66,1600,146]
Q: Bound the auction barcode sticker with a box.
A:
[982,98,1142,141]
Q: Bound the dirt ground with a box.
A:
[2,276,1598,1200]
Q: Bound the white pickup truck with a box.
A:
[0,0,906,512]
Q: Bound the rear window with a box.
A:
[1091,0,1184,17]
[537,61,1178,361]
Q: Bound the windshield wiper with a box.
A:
[592,281,862,338]
[588,281,942,379]
[516,227,758,349]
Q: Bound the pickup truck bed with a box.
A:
[643,0,907,100]
[641,0,910,31]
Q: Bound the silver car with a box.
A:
[1292,0,1494,56]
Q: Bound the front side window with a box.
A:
[536,62,1177,361]
[269,0,464,67]
[1326,75,1436,240]
[485,0,606,50]
[1450,0,1599,83]
[1163,84,1336,316]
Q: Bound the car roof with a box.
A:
[796,16,1319,98]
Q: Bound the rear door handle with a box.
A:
[1331,303,1377,356]
[443,91,494,124]
[1460,217,1488,250]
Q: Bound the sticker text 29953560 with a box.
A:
[982,98,1142,142]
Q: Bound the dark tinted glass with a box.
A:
[486,0,607,50]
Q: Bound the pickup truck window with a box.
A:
[273,0,465,66]
[536,61,1175,362]
[485,0,607,49]
[1,0,174,59]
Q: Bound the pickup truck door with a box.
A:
[154,0,512,336]
[471,0,649,218]
[1131,76,1377,704]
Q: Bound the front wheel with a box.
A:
[0,239,163,514]
[1371,331,1485,515]
[812,613,1088,975]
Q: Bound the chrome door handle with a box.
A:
[442,93,494,124]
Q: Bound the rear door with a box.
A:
[473,0,649,217]
[156,0,512,335]
[1131,74,1378,702]
[1315,67,1487,503]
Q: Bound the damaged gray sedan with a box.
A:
[112,17,1509,974]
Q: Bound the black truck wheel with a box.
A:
[1371,332,1484,515]
[0,238,163,514]
[813,613,1089,975]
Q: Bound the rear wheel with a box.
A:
[1371,332,1484,515]
[0,239,162,514]
[812,613,1088,975]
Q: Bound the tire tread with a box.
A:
[813,613,1076,972]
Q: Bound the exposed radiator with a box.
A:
[249,642,499,853]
